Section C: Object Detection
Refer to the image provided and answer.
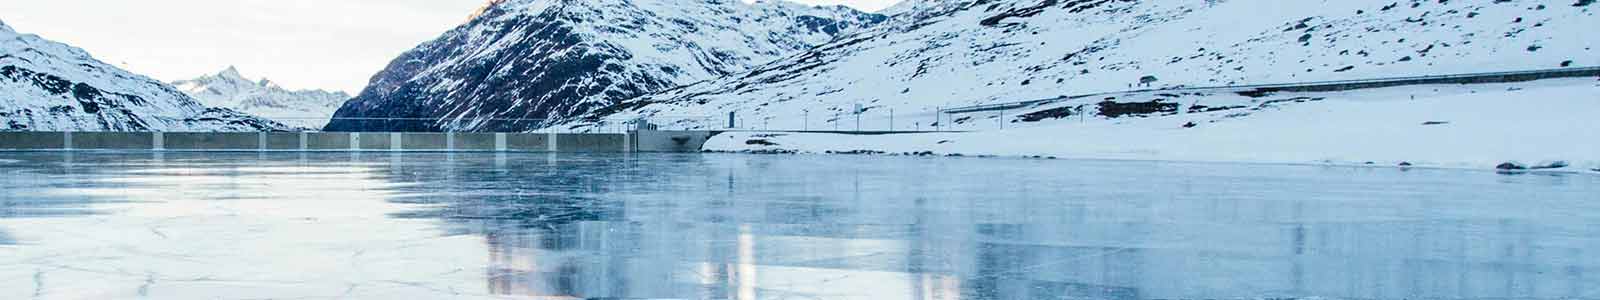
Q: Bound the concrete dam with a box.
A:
[0,131,714,153]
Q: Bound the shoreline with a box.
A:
[701,148,1600,175]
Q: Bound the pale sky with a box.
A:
[0,0,901,94]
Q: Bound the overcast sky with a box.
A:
[0,0,901,94]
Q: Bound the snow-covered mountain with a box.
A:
[173,67,350,128]
[0,20,288,132]
[585,0,1597,130]
[324,0,887,132]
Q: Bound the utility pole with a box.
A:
[803,110,809,131]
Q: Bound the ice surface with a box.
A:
[1,152,1597,299]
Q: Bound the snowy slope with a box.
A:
[708,77,1600,172]
[173,67,350,128]
[325,0,887,132]
[0,20,288,132]
[586,0,1597,130]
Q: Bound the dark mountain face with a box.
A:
[2,65,160,131]
[325,0,886,132]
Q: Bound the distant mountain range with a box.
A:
[324,0,887,132]
[172,67,349,128]
[4,0,1592,134]
[0,20,287,132]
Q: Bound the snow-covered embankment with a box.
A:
[707,78,1600,173]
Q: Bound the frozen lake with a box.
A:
[1,152,1597,299]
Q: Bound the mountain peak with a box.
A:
[326,0,886,132]
[465,0,514,22]
[171,67,351,129]
[878,0,928,15]
[0,19,13,33]
[218,66,247,81]
[0,24,287,132]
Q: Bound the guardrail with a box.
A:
[16,116,716,134]
[0,131,716,153]
[610,109,963,133]
[313,117,643,133]
[940,66,1600,114]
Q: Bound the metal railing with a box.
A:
[236,116,721,134]
[617,109,968,134]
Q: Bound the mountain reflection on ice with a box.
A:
[0,152,1597,299]
[372,153,1600,300]
[0,154,129,219]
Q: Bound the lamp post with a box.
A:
[854,103,863,132]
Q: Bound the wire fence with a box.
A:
[625,109,1007,133]
[10,114,989,134]
[245,109,1016,134]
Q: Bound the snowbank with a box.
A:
[707,78,1600,173]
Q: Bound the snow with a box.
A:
[172,67,350,129]
[0,19,287,132]
[558,0,1600,172]
[876,0,928,16]
[587,0,1597,133]
[329,0,886,132]
[708,78,1600,172]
